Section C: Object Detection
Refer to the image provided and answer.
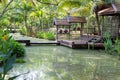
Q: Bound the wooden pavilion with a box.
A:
[67,16,87,36]
[96,2,120,38]
[54,18,71,41]
[54,16,104,49]
[59,16,90,48]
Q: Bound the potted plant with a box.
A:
[64,29,68,33]
[59,29,63,33]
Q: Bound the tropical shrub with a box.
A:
[0,30,26,79]
[0,18,10,28]
[11,41,25,58]
[104,32,120,59]
[37,31,55,40]
[43,31,55,40]
[16,58,26,63]
[0,47,17,80]
[0,30,25,58]
[20,27,27,35]
[0,31,17,79]
[114,37,120,59]
[36,31,44,38]
[104,32,113,54]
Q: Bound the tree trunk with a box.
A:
[24,10,29,36]
[38,17,42,31]
[95,12,101,36]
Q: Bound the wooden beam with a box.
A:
[80,23,83,37]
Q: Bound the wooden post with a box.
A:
[69,25,70,40]
[102,16,104,36]
[95,12,101,36]
[80,23,83,37]
[117,16,120,37]
[56,26,58,41]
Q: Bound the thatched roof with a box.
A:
[54,18,70,26]
[67,16,86,23]
[98,2,120,16]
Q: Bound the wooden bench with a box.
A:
[15,40,30,46]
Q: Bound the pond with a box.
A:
[9,46,120,80]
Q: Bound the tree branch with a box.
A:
[0,0,14,18]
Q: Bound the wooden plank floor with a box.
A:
[60,40,87,48]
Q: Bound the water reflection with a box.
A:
[9,46,120,80]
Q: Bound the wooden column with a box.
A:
[102,16,104,36]
[117,16,120,37]
[80,23,83,37]
[69,25,71,40]
[56,26,58,41]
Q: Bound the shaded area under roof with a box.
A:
[98,2,120,16]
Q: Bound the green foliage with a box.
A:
[114,37,120,59]
[20,2,33,11]
[0,32,16,79]
[104,32,113,54]
[20,26,27,35]
[0,18,10,27]
[10,15,23,23]
[16,58,26,63]
[36,31,44,38]
[11,41,25,58]
[104,32,120,59]
[43,31,55,40]
[0,30,26,79]
[0,30,25,58]
[37,31,55,40]
[0,32,12,54]
[0,0,7,7]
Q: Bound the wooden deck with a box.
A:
[60,40,88,49]
[60,40,104,49]
[13,33,104,49]
[60,35,104,49]
[15,39,104,49]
